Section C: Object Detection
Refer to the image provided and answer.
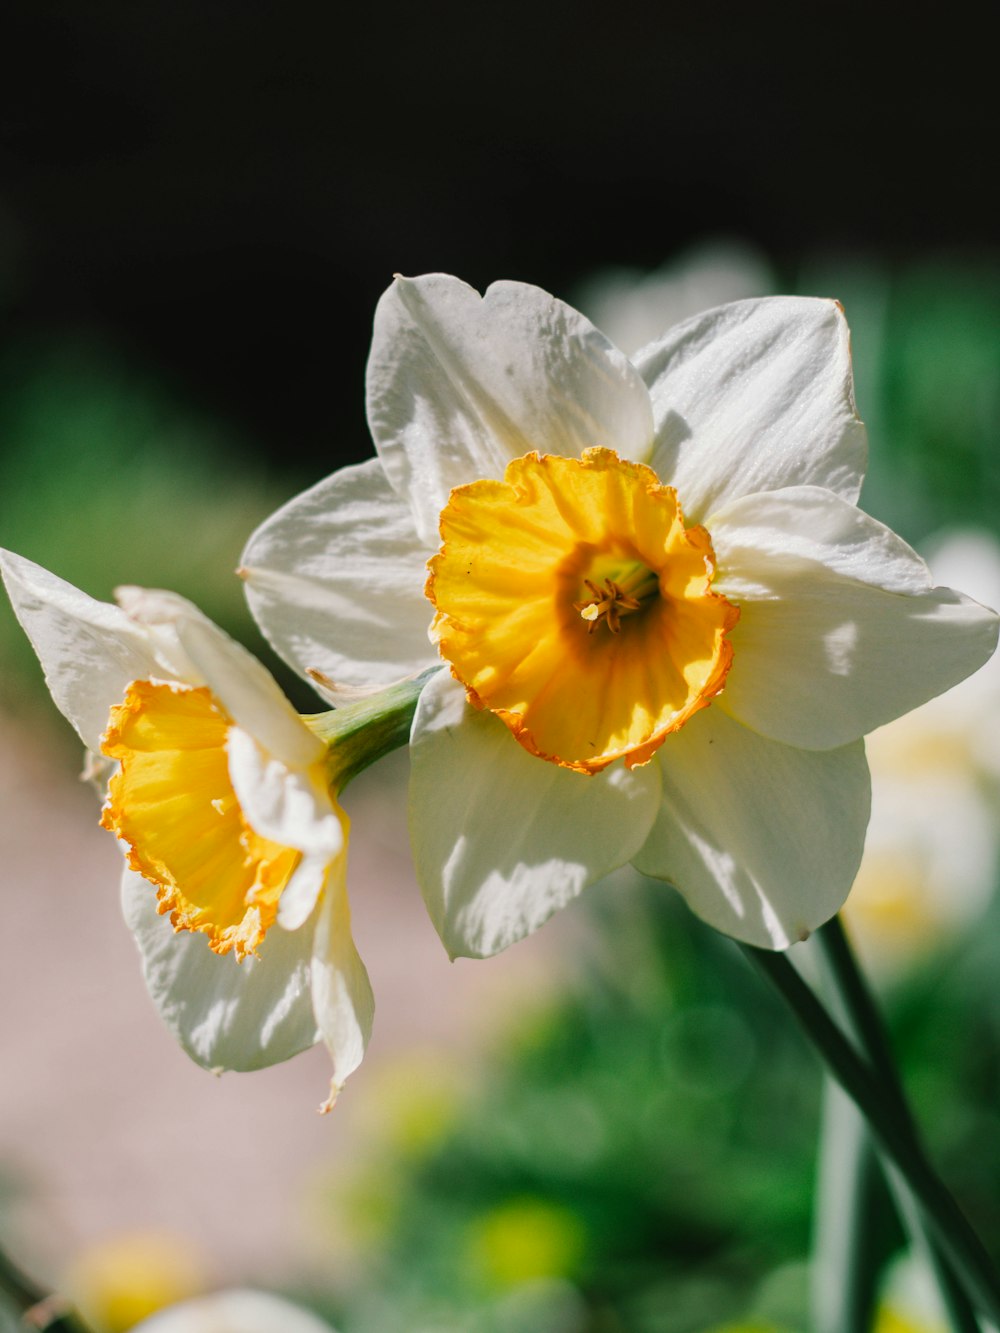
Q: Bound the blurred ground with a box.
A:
[0,706,566,1289]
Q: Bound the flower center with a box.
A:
[426,447,739,774]
[574,563,660,634]
[100,680,300,959]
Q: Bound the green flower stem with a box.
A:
[813,916,980,1332]
[813,917,912,1109]
[738,940,1000,1324]
[305,666,441,793]
[0,1245,92,1332]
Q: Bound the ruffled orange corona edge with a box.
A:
[101,680,300,959]
[426,448,739,774]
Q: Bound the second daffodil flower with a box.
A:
[0,551,383,1109]
[241,275,1000,956]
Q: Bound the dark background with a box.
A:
[2,2,994,475]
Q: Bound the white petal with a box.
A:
[310,851,374,1101]
[711,485,933,595]
[635,297,867,522]
[366,274,655,545]
[409,671,662,959]
[117,586,323,770]
[904,530,1000,777]
[633,708,870,949]
[708,490,1000,750]
[133,1289,336,1333]
[921,528,1000,709]
[121,868,320,1072]
[277,855,329,932]
[0,549,160,752]
[240,459,436,688]
[227,726,344,859]
[225,728,342,930]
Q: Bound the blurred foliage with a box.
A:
[803,257,1000,546]
[313,883,817,1332]
[306,877,1000,1331]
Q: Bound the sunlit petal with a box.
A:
[367,274,655,544]
[121,868,321,1073]
[710,488,1000,749]
[0,548,159,752]
[116,586,322,770]
[634,708,870,948]
[410,672,661,959]
[240,459,435,691]
[310,847,375,1109]
[636,297,867,523]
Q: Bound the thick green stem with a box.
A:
[0,1246,92,1332]
[813,917,981,1332]
[739,941,1000,1324]
[304,667,440,793]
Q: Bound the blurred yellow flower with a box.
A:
[871,1249,954,1333]
[465,1196,586,1290]
[874,1314,945,1333]
[68,1231,206,1333]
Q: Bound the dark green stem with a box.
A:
[813,918,904,1097]
[814,917,981,1332]
[739,941,1000,1324]
[0,1246,92,1332]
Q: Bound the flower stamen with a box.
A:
[575,577,639,633]
[574,568,659,634]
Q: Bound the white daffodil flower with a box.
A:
[0,550,373,1109]
[241,275,999,957]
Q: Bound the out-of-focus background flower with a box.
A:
[2,8,999,1330]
